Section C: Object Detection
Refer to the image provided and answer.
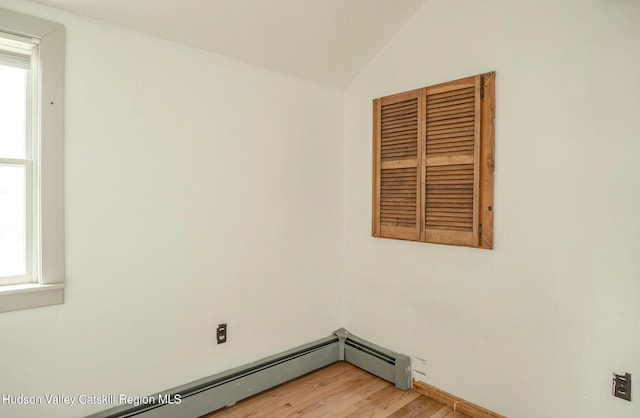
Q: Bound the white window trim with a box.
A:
[0,7,65,313]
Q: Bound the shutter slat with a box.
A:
[382,126,417,135]
[382,99,418,111]
[382,120,417,129]
[427,110,475,123]
[382,101,418,111]
[382,107,418,119]
[426,147,475,155]
[427,134,475,143]
[382,154,418,160]
[428,145,474,154]
[427,104,475,118]
[382,153,417,160]
[382,115,418,124]
[427,98,475,111]
[382,143,419,152]
[427,208,473,213]
[382,134,419,143]
[428,116,475,129]
[427,124,475,135]
[382,146,418,153]
[428,85,474,98]
[381,173,417,179]
[426,141,475,149]
[428,92,475,104]
[427,191,473,196]
[427,137,475,147]
[382,176,419,182]
[382,119,418,129]
[427,213,473,219]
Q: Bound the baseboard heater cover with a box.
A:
[335,328,411,391]
[86,328,411,418]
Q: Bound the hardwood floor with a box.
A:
[202,362,470,417]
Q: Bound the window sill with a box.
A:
[0,283,64,313]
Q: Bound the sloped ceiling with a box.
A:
[30,0,428,87]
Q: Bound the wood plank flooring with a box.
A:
[202,362,470,417]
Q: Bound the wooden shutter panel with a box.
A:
[423,76,481,246]
[372,72,494,248]
[373,90,422,240]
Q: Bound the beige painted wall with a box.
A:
[0,1,344,416]
[343,0,640,417]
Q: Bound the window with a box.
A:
[0,7,65,313]
[372,72,495,249]
[0,33,36,285]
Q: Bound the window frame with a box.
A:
[0,7,65,313]
[372,72,495,249]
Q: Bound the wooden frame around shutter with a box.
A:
[372,72,495,249]
[478,72,495,249]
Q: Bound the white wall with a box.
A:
[343,0,640,417]
[0,1,344,417]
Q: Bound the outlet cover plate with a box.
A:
[613,372,631,401]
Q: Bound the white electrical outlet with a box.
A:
[217,323,227,344]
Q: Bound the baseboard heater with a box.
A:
[86,328,411,418]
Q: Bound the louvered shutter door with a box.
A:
[423,76,481,246]
[373,90,422,240]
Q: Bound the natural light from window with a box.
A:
[0,64,28,279]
